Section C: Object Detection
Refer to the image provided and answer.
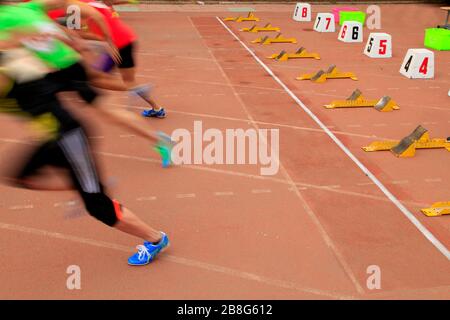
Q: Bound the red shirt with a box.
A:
[47,1,137,48]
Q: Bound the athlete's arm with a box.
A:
[69,0,122,64]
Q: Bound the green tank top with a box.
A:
[0,1,80,69]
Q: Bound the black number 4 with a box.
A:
[404,56,413,72]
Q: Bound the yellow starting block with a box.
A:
[421,202,450,217]
[241,23,280,33]
[223,12,260,22]
[362,125,450,157]
[268,47,320,61]
[324,89,399,112]
[296,65,357,83]
[251,33,297,45]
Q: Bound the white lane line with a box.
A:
[323,185,341,189]
[366,88,378,91]
[424,178,442,183]
[0,222,354,299]
[373,123,388,127]
[54,201,77,207]
[214,191,234,196]
[176,193,196,199]
[251,189,272,194]
[387,87,400,90]
[136,196,157,201]
[347,124,362,128]
[357,182,375,186]
[9,204,34,210]
[119,134,136,138]
[391,180,409,185]
[429,86,441,89]
[217,17,450,260]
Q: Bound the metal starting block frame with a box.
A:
[223,12,260,22]
[421,202,450,217]
[268,47,320,61]
[251,33,297,45]
[362,125,450,157]
[296,65,358,83]
[323,89,399,112]
[241,23,280,33]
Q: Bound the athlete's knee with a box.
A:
[83,193,123,227]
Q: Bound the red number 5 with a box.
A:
[379,40,387,55]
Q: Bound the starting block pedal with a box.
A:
[241,23,280,33]
[324,89,399,111]
[421,202,450,217]
[223,12,260,22]
[362,125,450,157]
[296,65,357,83]
[251,33,297,45]
[268,47,320,61]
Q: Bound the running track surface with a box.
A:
[0,3,448,299]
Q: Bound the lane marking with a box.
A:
[176,193,196,199]
[251,189,272,194]
[214,191,234,196]
[323,185,341,189]
[357,182,375,186]
[217,17,450,260]
[9,205,34,210]
[136,196,157,201]
[424,178,442,183]
[391,180,409,185]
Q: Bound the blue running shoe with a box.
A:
[142,108,166,118]
[128,232,169,266]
